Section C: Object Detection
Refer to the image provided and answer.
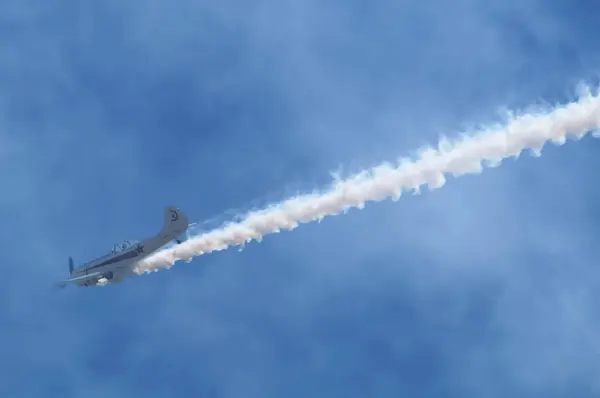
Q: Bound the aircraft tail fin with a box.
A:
[162,206,189,237]
[68,257,74,274]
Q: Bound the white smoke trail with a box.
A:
[135,86,600,274]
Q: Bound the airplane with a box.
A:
[55,206,189,288]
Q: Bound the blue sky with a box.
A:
[2,0,600,396]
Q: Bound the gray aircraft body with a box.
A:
[55,206,189,288]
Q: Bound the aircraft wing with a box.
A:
[54,272,102,288]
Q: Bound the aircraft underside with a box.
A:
[79,270,125,287]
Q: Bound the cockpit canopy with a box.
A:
[111,240,139,254]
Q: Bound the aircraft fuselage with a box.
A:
[57,206,189,288]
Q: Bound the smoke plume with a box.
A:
[135,86,600,274]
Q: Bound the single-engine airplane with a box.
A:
[54,206,189,288]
